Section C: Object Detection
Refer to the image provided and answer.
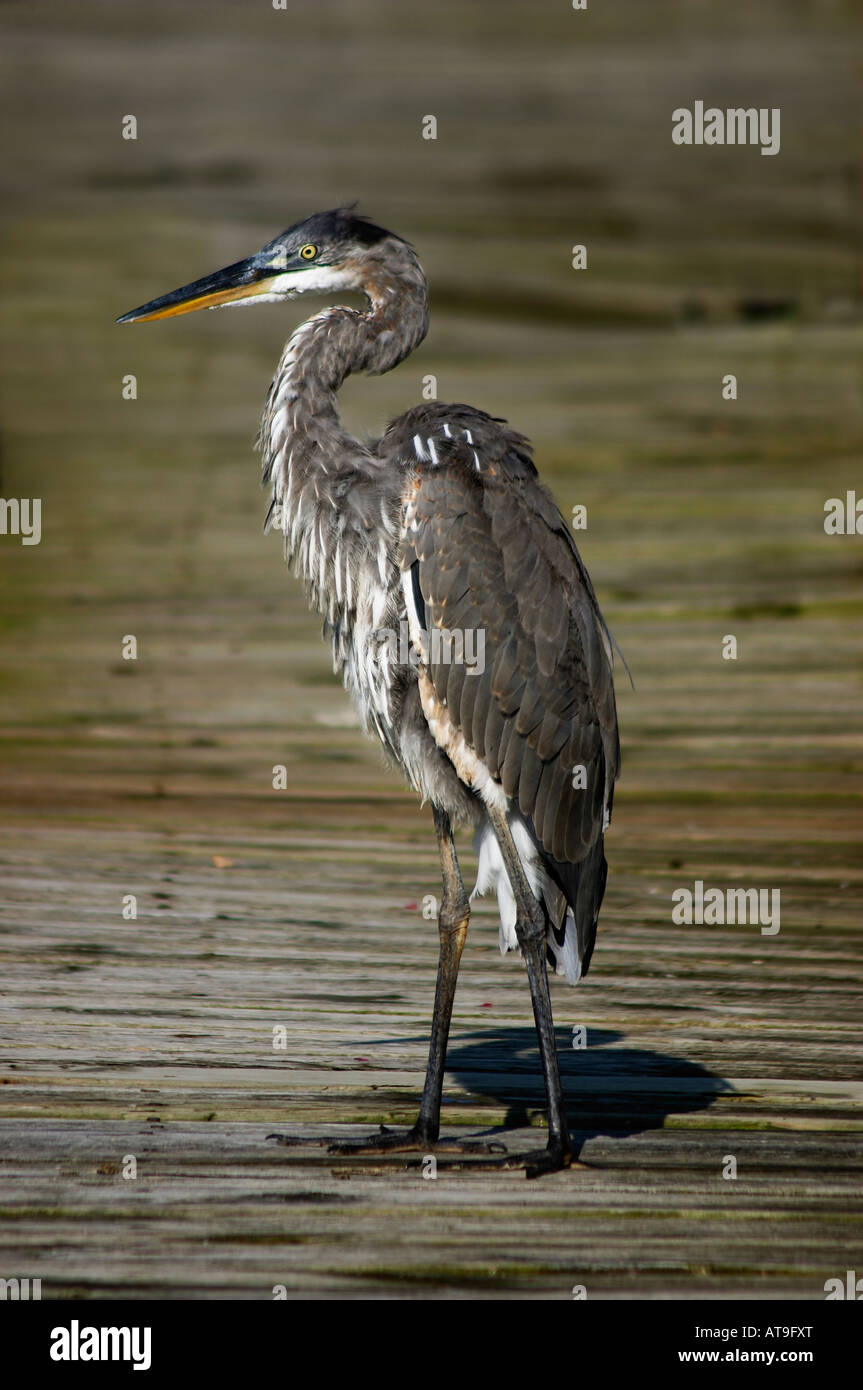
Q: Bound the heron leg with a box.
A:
[486,804,572,1177]
[413,804,471,1141]
[326,805,504,1159]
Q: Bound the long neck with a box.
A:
[260,242,429,528]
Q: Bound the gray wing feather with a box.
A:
[395,404,620,976]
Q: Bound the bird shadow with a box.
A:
[440,1026,729,1157]
[271,1026,730,1171]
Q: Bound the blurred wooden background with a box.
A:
[0,0,861,1297]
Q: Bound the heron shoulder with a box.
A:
[378,402,537,481]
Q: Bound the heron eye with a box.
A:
[299,244,318,261]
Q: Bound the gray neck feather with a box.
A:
[259,238,429,522]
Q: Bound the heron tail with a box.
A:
[543,837,608,983]
[471,817,608,985]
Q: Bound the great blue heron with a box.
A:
[119,208,620,1177]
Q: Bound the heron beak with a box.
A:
[116,252,287,323]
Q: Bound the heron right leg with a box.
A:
[326,805,503,1158]
[412,804,472,1142]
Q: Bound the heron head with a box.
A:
[117,208,405,323]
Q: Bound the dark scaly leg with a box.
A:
[327,805,504,1157]
[413,803,471,1141]
[485,804,573,1177]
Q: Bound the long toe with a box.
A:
[503,1144,576,1179]
[327,1125,506,1157]
[327,1125,430,1155]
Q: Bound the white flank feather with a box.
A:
[472,819,582,985]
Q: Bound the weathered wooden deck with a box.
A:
[1,0,862,1300]
[1,696,861,1300]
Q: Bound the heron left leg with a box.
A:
[413,804,472,1142]
[326,805,504,1158]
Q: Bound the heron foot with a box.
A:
[327,1124,506,1157]
[504,1141,576,1179]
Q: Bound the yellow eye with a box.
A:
[299,244,318,261]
